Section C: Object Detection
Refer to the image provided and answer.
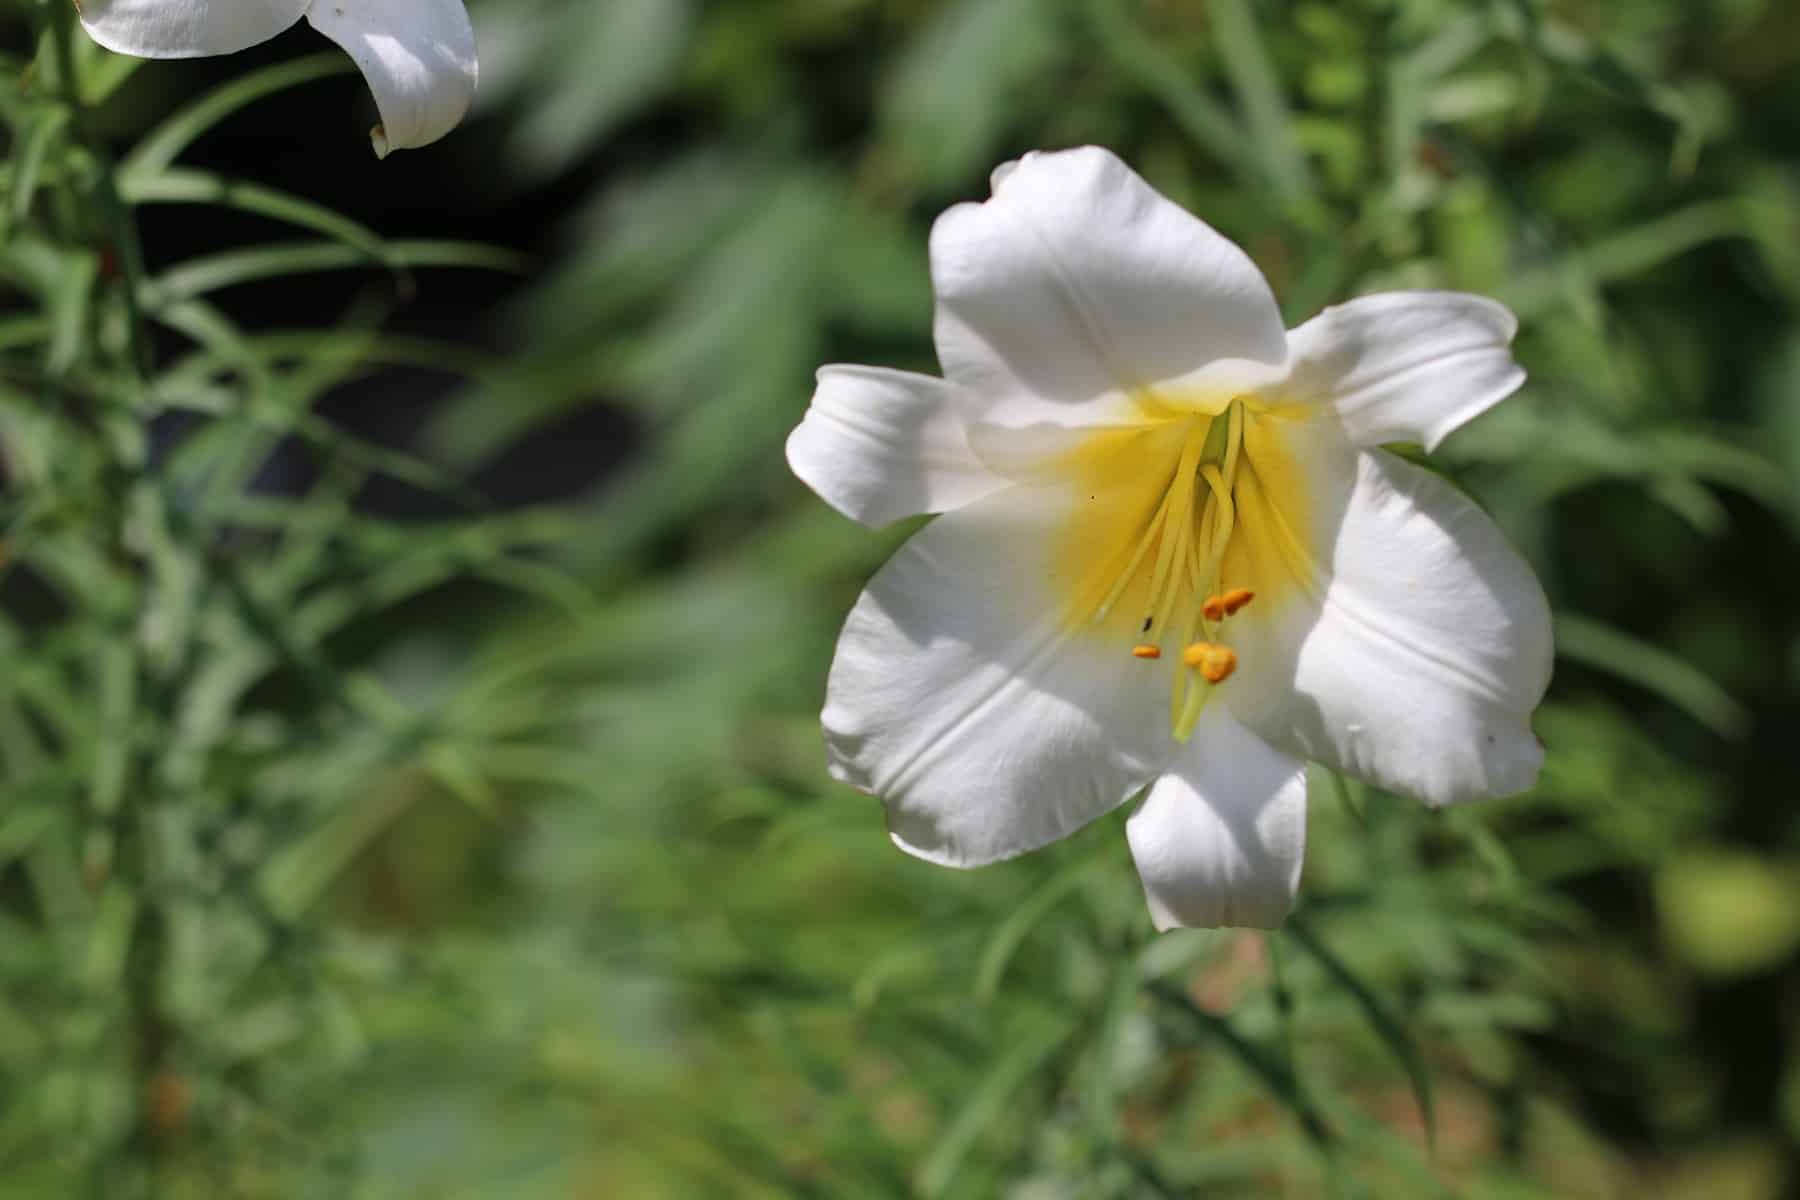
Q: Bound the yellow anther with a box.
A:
[1182,642,1238,684]
[1202,587,1256,623]
[1131,644,1162,660]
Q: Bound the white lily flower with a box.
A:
[77,0,477,157]
[787,146,1553,931]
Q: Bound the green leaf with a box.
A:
[1499,200,1748,318]
[120,168,393,260]
[1209,0,1314,205]
[8,107,71,222]
[1554,613,1749,738]
[1087,0,1253,180]
[880,0,1065,189]
[973,854,1105,1002]
[1285,915,1437,1149]
[915,1013,1075,1198]
[1148,977,1341,1191]
[120,53,356,176]
[151,240,528,302]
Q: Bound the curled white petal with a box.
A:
[786,366,1007,528]
[79,0,309,57]
[307,0,478,157]
[1279,292,1525,451]
[1127,706,1307,931]
[823,485,1173,866]
[1225,424,1552,806]
[930,145,1288,431]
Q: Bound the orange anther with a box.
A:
[1202,595,1226,622]
[1131,644,1162,660]
[1221,588,1255,615]
[1182,642,1238,683]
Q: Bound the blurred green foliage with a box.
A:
[2,0,1799,1196]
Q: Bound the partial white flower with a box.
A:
[788,146,1553,931]
[78,0,478,157]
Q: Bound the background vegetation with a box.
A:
[3,0,1799,1194]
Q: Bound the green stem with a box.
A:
[49,4,171,1180]
[54,3,154,380]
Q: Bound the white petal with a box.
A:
[1225,422,1552,806]
[786,366,1008,528]
[823,485,1175,866]
[1279,292,1525,452]
[1127,705,1307,931]
[929,146,1287,431]
[307,0,478,157]
[79,0,309,57]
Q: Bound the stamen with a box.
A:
[1182,642,1239,684]
[1131,644,1162,660]
[1094,479,1182,624]
[1139,428,1206,641]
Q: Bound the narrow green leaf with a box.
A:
[974,855,1104,1002]
[259,779,421,922]
[9,107,70,222]
[1646,428,1795,514]
[79,884,138,994]
[1554,613,1749,738]
[1500,200,1747,318]
[87,640,135,819]
[1148,980,1335,1151]
[421,746,501,817]
[121,53,356,176]
[120,168,393,260]
[145,294,273,398]
[880,0,1065,188]
[1209,0,1313,203]
[152,240,528,301]
[1087,0,1252,179]
[1285,915,1437,1148]
[916,1014,1075,1198]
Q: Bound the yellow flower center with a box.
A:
[1051,395,1311,742]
